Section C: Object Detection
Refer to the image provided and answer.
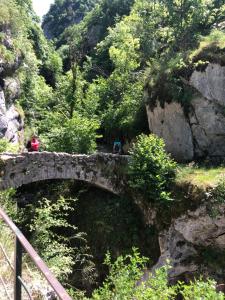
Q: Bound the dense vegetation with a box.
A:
[41,0,225,142]
[2,182,225,299]
[42,0,99,40]
[128,134,176,204]
[1,0,225,152]
[1,0,225,298]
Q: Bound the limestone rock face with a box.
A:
[146,102,194,161]
[190,64,225,106]
[146,63,225,161]
[190,97,225,157]
[154,204,225,280]
[0,88,22,143]
[0,30,24,144]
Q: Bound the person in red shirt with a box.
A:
[26,136,40,152]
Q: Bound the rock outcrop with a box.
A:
[0,30,24,143]
[154,202,225,282]
[146,102,194,162]
[146,63,225,162]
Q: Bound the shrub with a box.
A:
[89,250,223,300]
[180,278,224,300]
[212,178,225,204]
[0,138,19,153]
[90,249,150,300]
[0,189,18,220]
[128,134,176,204]
[24,196,97,289]
[26,197,81,280]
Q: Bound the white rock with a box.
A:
[146,102,194,161]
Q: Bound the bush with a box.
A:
[90,250,176,300]
[23,196,97,285]
[27,197,81,280]
[180,278,224,300]
[89,250,223,300]
[212,178,225,204]
[0,138,19,153]
[90,249,148,300]
[128,134,176,204]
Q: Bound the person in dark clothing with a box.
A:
[113,139,122,154]
[26,140,31,151]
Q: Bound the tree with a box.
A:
[42,0,98,40]
[40,112,100,154]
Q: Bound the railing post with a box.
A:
[14,236,22,300]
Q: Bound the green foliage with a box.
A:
[54,67,97,118]
[105,16,140,71]
[0,138,19,153]
[4,0,225,153]
[42,0,99,40]
[87,250,224,300]
[0,0,62,138]
[89,0,225,111]
[0,0,23,32]
[0,0,27,65]
[98,74,145,137]
[196,29,225,51]
[0,189,18,220]
[212,178,225,204]
[27,197,79,280]
[28,23,63,86]
[180,278,224,300]
[190,29,225,65]
[40,112,100,154]
[128,134,177,204]
[74,186,160,284]
[18,196,93,283]
[201,246,225,273]
[90,249,149,300]
[206,178,225,217]
[19,74,54,123]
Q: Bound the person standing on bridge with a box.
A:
[113,138,122,154]
[26,135,40,152]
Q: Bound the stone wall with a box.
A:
[0,152,129,194]
[146,63,225,162]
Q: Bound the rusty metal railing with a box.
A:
[0,207,72,300]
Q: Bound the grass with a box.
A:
[0,222,14,300]
[176,163,225,189]
[189,29,225,67]
[190,29,225,59]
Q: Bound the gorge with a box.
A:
[1,0,225,299]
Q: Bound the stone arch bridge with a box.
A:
[0,152,129,194]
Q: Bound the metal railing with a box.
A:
[0,207,72,300]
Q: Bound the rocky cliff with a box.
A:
[154,200,225,284]
[0,29,24,144]
[136,181,225,285]
[146,63,225,162]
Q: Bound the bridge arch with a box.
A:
[0,152,129,194]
